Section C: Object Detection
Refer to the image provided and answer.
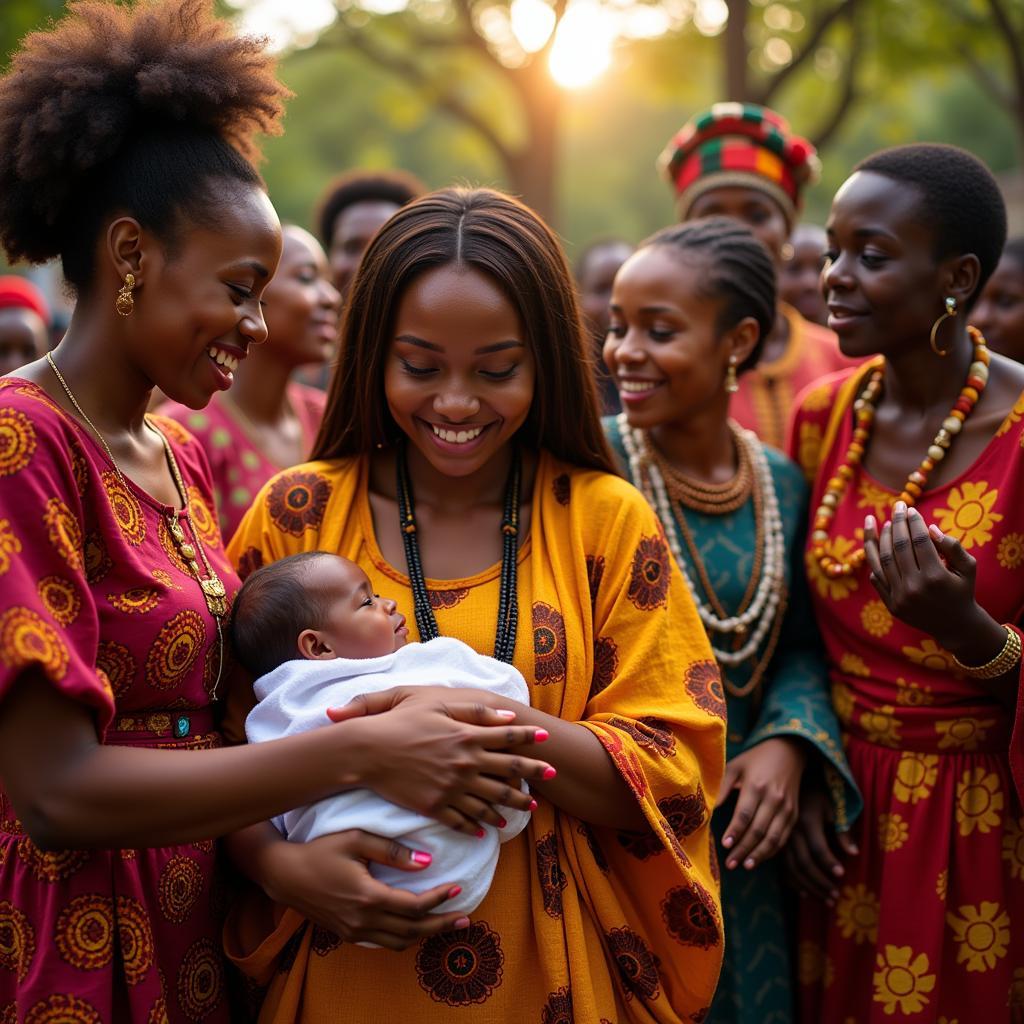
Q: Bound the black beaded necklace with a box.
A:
[396,443,521,663]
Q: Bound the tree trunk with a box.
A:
[725,0,750,100]
[505,61,562,225]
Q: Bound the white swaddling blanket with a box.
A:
[245,637,532,916]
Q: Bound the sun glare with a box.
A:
[548,2,614,89]
[510,0,557,53]
[230,0,338,50]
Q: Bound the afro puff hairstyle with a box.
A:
[855,143,1007,308]
[0,0,290,292]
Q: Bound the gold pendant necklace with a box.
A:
[46,352,226,695]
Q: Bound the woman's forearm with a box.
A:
[1,672,374,850]
[478,699,647,830]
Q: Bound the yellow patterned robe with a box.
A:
[225,450,726,1022]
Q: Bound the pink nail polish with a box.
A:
[411,851,432,866]
[542,766,557,780]
[528,799,538,811]
[497,817,507,829]
[475,827,485,839]
[447,885,462,899]
[534,728,549,742]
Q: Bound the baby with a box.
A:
[232,551,531,920]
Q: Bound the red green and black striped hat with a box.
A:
[659,102,820,227]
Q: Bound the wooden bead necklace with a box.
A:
[396,443,521,663]
[812,326,990,579]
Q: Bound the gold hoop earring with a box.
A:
[725,357,739,394]
[929,296,957,357]
[115,273,136,317]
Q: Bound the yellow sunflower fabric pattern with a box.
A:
[225,450,726,1022]
[788,367,1024,1022]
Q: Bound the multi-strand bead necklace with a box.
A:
[619,415,787,694]
[812,326,990,579]
[396,443,521,663]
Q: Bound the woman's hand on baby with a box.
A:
[716,736,807,871]
[328,687,551,834]
[266,829,473,950]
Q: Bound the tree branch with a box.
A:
[985,0,1024,104]
[333,13,517,166]
[956,39,1015,113]
[810,13,862,151]
[755,0,859,106]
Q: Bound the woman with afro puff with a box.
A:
[0,2,549,1018]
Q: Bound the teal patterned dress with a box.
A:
[606,417,861,1024]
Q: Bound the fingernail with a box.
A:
[830,889,839,900]
[542,766,557,780]
[497,817,507,829]
[495,709,516,719]
[895,500,906,514]
[832,864,844,876]
[866,514,876,530]
[411,851,432,866]
[908,506,919,518]
[929,525,943,540]
[726,859,737,870]
[528,799,538,811]
[850,845,860,855]
[447,885,462,899]
[743,857,755,869]
[534,728,549,743]
[722,835,734,848]
[475,827,485,839]
[453,917,471,929]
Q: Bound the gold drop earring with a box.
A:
[725,356,739,394]
[115,273,136,317]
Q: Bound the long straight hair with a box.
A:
[312,187,617,475]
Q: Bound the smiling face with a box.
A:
[133,184,282,407]
[262,225,340,369]
[823,171,952,359]
[384,263,535,479]
[604,246,752,431]
[687,185,789,266]
[972,250,1024,362]
[298,555,408,661]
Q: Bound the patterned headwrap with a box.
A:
[659,102,820,227]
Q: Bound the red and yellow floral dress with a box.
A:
[0,379,239,1022]
[789,366,1024,1022]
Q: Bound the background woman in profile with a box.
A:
[789,143,1024,1022]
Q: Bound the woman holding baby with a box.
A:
[226,187,726,1022]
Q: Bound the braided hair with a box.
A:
[641,217,777,372]
[0,0,290,293]
[855,144,1006,309]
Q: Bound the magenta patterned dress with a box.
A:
[0,378,239,1022]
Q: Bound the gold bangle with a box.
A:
[952,625,1022,679]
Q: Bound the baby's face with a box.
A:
[302,556,408,660]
